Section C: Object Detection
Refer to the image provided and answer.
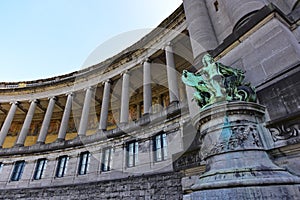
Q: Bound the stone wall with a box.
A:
[0,172,183,200]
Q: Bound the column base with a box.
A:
[76,135,87,142]
[98,128,106,132]
[35,141,45,145]
[139,114,151,126]
[169,100,179,106]
[14,144,24,147]
[142,113,150,117]
[119,122,128,125]
[96,129,107,139]
[56,138,65,143]
[77,134,86,138]
[167,101,181,119]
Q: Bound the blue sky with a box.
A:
[0,0,182,82]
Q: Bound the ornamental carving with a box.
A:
[268,123,299,142]
[206,124,262,157]
[173,150,201,171]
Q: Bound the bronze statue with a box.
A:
[182,54,256,108]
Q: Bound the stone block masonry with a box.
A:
[0,172,183,200]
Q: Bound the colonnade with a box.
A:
[0,43,180,148]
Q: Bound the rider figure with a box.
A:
[198,54,226,103]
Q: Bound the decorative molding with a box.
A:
[268,122,300,142]
[195,103,265,127]
[173,150,201,171]
[206,124,262,157]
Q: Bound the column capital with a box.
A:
[84,86,95,91]
[167,41,173,47]
[9,101,20,105]
[121,70,131,76]
[48,96,58,101]
[29,99,39,104]
[101,79,112,85]
[66,92,74,97]
[164,41,174,50]
[144,58,152,64]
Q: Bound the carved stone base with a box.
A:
[190,102,300,199]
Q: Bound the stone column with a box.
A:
[99,80,111,130]
[136,103,141,120]
[156,95,162,113]
[78,87,93,136]
[15,99,38,146]
[143,59,152,115]
[166,43,180,103]
[183,0,218,65]
[120,71,130,124]
[37,97,57,144]
[57,93,73,141]
[0,102,19,147]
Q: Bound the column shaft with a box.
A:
[156,95,162,112]
[166,44,180,103]
[120,71,130,124]
[57,93,73,141]
[78,87,93,136]
[143,60,152,114]
[0,102,18,147]
[99,81,111,130]
[16,100,38,146]
[136,103,141,120]
[37,97,57,144]
[183,0,218,64]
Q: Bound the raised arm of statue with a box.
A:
[200,54,226,102]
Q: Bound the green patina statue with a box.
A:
[182,54,256,108]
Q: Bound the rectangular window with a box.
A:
[154,133,168,162]
[33,158,47,180]
[126,141,139,167]
[11,161,25,181]
[78,152,90,175]
[101,148,112,172]
[56,156,69,178]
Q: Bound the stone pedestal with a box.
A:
[190,102,300,200]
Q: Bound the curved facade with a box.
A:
[0,1,300,199]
